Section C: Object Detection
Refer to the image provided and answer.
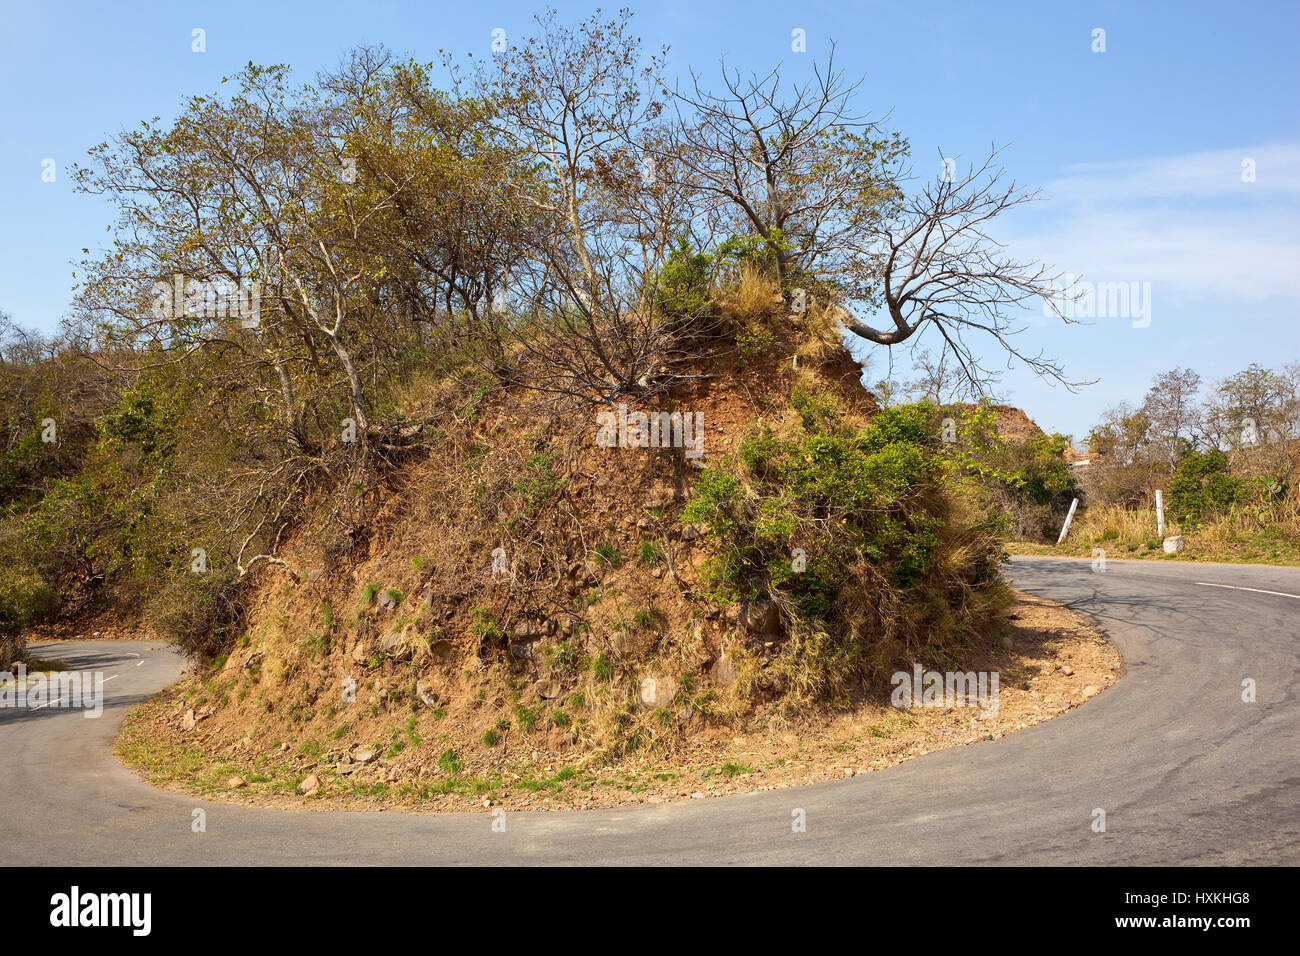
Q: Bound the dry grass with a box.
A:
[720,265,782,326]
[794,300,848,365]
[118,589,1120,813]
[1073,503,1164,543]
[1010,499,1300,564]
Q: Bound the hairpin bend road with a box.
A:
[3,556,1297,865]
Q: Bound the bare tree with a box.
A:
[669,47,1078,395]
[668,45,904,288]
[833,148,1081,394]
[906,346,1001,405]
[1142,367,1202,467]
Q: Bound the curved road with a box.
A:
[2,557,1298,865]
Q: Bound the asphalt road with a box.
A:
[3,556,1298,865]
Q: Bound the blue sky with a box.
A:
[2,0,1297,441]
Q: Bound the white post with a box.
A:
[1155,490,1165,538]
[1056,497,1079,545]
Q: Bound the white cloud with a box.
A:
[1007,144,1300,305]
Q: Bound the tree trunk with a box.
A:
[328,333,369,434]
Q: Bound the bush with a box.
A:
[145,569,245,659]
[1169,450,1243,526]
[682,401,1010,704]
[650,238,714,323]
[935,401,1078,543]
[0,564,54,669]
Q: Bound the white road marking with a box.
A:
[31,673,118,708]
[1196,581,1300,600]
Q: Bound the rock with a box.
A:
[1082,684,1100,698]
[355,747,378,764]
[382,630,412,661]
[681,523,704,541]
[534,679,564,700]
[1000,635,1014,651]
[508,642,535,660]
[182,709,196,731]
[336,761,357,775]
[690,791,705,799]
[227,775,246,789]
[638,675,678,709]
[712,654,736,688]
[738,599,781,636]
[416,682,442,708]
[512,621,544,642]
[298,774,320,795]
[376,592,393,609]
[307,569,323,583]
[1162,535,1186,554]
[279,742,290,752]
[1061,664,1075,676]
[351,641,371,665]
[569,561,599,586]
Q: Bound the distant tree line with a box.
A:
[1084,363,1300,524]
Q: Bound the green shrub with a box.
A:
[682,402,1010,704]
[0,564,54,668]
[650,238,714,322]
[145,568,244,659]
[737,325,775,358]
[1169,449,1243,525]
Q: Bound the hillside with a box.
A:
[110,295,1119,808]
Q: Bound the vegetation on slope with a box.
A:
[2,11,1082,709]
